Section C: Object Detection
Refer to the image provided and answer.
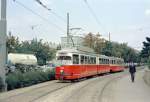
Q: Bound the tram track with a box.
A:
[58,70,132,102]
[42,72,127,102]
[29,83,73,102]
[0,81,73,102]
[0,80,57,100]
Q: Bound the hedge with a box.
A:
[0,77,4,92]
[148,57,150,70]
[6,69,55,90]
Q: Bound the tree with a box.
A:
[20,39,56,65]
[7,32,21,53]
[7,34,56,66]
[83,32,95,48]
[140,37,150,67]
[102,41,112,56]
[83,33,139,62]
[141,37,150,61]
[83,32,106,54]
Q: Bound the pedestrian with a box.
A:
[129,61,136,82]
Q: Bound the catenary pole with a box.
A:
[67,13,69,46]
[0,0,7,91]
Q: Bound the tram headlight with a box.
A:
[60,69,64,73]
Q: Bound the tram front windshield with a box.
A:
[57,56,72,65]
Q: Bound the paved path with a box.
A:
[101,70,150,102]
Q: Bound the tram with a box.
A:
[55,47,124,80]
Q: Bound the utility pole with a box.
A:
[0,0,7,91]
[109,32,111,42]
[67,13,69,46]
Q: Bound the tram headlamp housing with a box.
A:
[60,69,64,73]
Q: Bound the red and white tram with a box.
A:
[55,47,124,80]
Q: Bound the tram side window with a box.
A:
[102,59,104,64]
[90,57,96,64]
[105,59,107,64]
[80,55,84,64]
[103,59,106,64]
[121,60,123,64]
[110,60,113,64]
[107,59,109,64]
[90,57,93,64]
[91,57,93,64]
[118,60,121,64]
[94,57,96,64]
[113,60,115,64]
[104,59,106,64]
[88,56,91,64]
[117,60,119,64]
[73,54,79,64]
[91,57,96,64]
[99,58,102,64]
[57,56,71,60]
[85,56,88,64]
[113,60,116,64]
[105,59,108,64]
[103,59,105,64]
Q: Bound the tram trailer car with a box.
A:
[55,48,124,80]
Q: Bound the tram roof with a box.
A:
[109,57,123,61]
[57,48,110,58]
[57,47,123,60]
[58,46,95,54]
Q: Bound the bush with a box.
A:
[6,71,23,90]
[6,69,55,90]
[0,77,4,91]
[147,57,150,70]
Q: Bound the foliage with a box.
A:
[141,37,150,62]
[83,32,106,53]
[6,69,55,90]
[83,33,139,62]
[7,32,21,53]
[19,39,56,65]
[7,34,56,65]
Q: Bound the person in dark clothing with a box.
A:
[129,62,136,82]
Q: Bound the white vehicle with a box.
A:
[8,53,37,65]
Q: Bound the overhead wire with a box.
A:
[35,0,51,11]
[12,0,65,33]
[83,0,108,36]
[34,0,66,23]
[34,0,77,46]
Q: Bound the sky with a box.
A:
[6,0,150,50]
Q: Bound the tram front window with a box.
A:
[57,56,71,60]
[57,56,72,65]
